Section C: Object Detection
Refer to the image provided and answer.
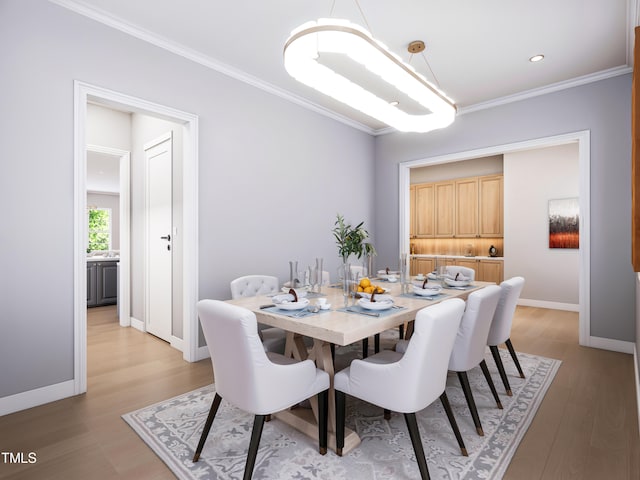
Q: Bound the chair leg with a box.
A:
[490,345,512,396]
[404,412,431,480]
[457,371,484,436]
[193,393,222,462]
[243,415,266,480]
[505,339,525,378]
[439,392,468,456]
[374,333,380,354]
[405,320,415,340]
[317,389,328,455]
[335,390,346,456]
[362,337,369,358]
[480,360,503,409]
[398,323,405,340]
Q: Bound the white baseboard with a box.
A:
[635,345,640,437]
[588,336,635,354]
[130,316,144,332]
[195,345,210,362]
[170,335,183,352]
[0,380,75,416]
[518,298,579,312]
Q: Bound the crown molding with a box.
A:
[49,0,375,135]
[51,0,633,138]
[456,65,632,117]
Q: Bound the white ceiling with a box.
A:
[87,151,120,193]
[54,0,636,134]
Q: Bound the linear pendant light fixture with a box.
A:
[283,18,456,133]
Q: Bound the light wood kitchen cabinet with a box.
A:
[434,181,455,237]
[455,177,479,237]
[411,257,435,275]
[415,183,435,237]
[479,175,503,237]
[410,174,503,240]
[455,175,503,238]
[411,256,502,282]
[479,259,504,284]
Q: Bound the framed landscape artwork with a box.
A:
[549,198,579,249]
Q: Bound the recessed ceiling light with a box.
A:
[529,54,544,63]
[389,101,399,106]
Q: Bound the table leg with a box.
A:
[276,334,361,454]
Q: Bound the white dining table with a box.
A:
[227,278,493,454]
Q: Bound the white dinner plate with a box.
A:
[413,286,442,297]
[357,298,394,311]
[444,278,471,287]
[276,298,310,311]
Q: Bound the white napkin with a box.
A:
[444,273,470,281]
[366,294,393,303]
[272,294,296,304]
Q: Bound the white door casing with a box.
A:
[145,132,173,342]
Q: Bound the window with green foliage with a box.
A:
[88,208,111,251]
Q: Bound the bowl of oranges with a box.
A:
[356,277,387,298]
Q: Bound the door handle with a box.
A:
[160,234,171,241]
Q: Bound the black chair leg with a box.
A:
[404,412,431,480]
[193,393,222,462]
[399,323,405,340]
[374,333,380,354]
[243,415,266,480]
[457,371,484,436]
[480,360,503,409]
[317,390,328,455]
[490,345,512,396]
[505,339,525,378]
[439,392,467,456]
[362,338,369,358]
[336,390,346,456]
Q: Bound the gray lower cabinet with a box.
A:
[87,260,118,307]
[87,263,97,307]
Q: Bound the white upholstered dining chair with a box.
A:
[230,275,287,354]
[396,285,503,436]
[447,285,502,436]
[193,300,330,479]
[335,299,467,479]
[486,276,526,396]
[444,265,475,281]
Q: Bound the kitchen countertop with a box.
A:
[86,256,120,262]
[411,254,503,260]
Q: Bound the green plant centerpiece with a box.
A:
[332,214,376,264]
[333,214,376,305]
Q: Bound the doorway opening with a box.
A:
[73,81,201,396]
[86,145,130,327]
[398,130,591,346]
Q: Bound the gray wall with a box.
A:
[374,74,633,342]
[0,0,373,399]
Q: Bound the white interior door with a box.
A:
[145,132,173,342]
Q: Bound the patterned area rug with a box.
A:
[123,344,560,480]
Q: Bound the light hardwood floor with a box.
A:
[0,305,638,479]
